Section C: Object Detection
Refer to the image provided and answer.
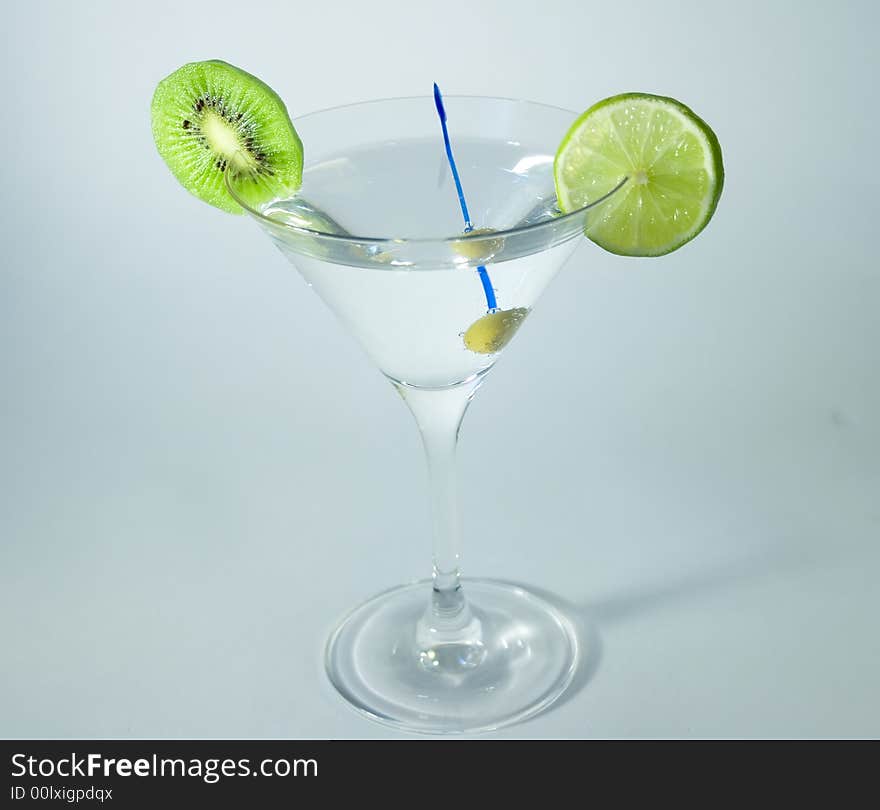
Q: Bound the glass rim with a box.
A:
[224,94,628,246]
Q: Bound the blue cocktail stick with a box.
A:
[433,84,472,229]
[433,83,498,312]
[474,254,498,311]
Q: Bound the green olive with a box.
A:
[463,307,529,354]
[454,227,504,263]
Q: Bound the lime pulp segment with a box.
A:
[554,93,723,256]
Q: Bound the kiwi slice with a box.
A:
[151,60,303,214]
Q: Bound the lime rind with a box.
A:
[554,93,723,256]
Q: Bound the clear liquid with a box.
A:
[264,137,574,388]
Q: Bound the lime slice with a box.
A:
[554,93,723,256]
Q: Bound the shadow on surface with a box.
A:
[588,548,804,627]
[512,544,810,725]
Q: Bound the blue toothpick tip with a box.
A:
[433,83,446,122]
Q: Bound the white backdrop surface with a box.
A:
[1,0,877,738]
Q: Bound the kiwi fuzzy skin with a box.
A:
[151,60,303,214]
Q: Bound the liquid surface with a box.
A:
[270,136,561,239]
[263,136,575,388]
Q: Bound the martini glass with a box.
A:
[227,95,626,734]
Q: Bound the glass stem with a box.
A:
[397,380,481,597]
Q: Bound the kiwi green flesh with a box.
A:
[151,60,303,214]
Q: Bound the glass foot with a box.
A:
[325,579,579,734]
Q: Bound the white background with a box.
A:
[1,0,877,738]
